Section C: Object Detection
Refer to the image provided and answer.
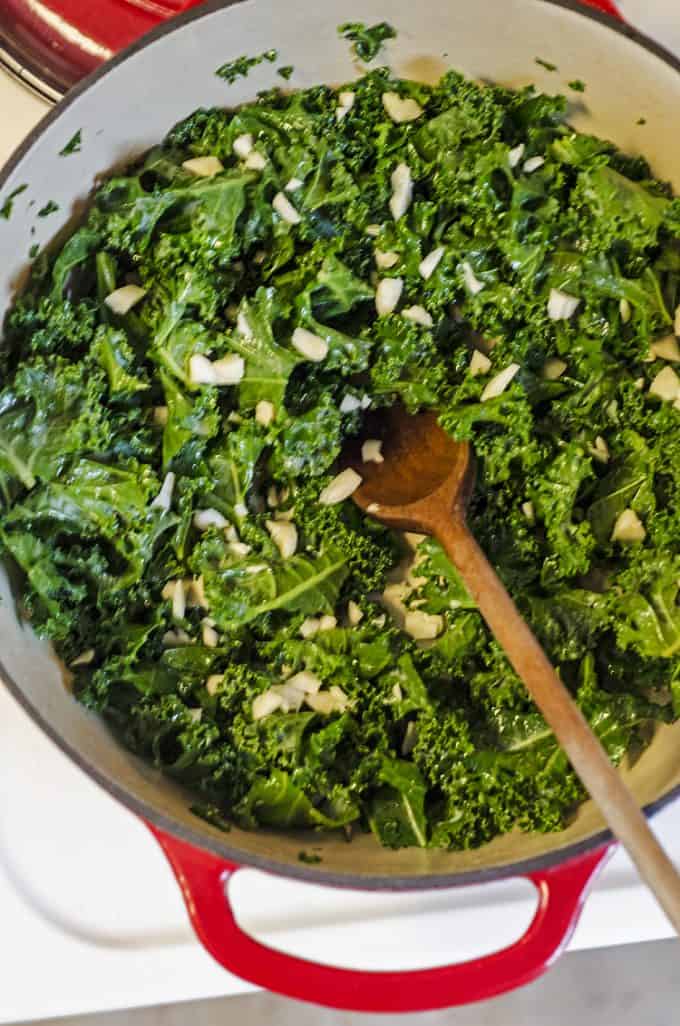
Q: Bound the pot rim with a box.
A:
[2,0,680,891]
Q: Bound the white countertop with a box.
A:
[1,2,680,1020]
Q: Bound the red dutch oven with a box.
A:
[1,0,679,1012]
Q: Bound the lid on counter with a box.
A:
[0,0,204,100]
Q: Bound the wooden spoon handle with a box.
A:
[436,518,680,934]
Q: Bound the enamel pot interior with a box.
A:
[1,0,680,890]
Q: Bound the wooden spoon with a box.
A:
[347,405,680,932]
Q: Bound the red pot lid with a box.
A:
[0,0,204,99]
[0,0,621,100]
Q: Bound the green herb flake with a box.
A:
[0,183,28,220]
[535,57,558,71]
[338,21,396,62]
[37,200,59,218]
[216,48,278,84]
[59,129,82,156]
[190,803,232,832]
[28,243,39,259]
[568,79,586,92]
[277,65,294,81]
[637,117,647,125]
[298,851,322,864]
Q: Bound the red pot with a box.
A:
[0,0,678,1012]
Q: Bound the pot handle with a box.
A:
[149,825,610,1013]
[580,0,623,17]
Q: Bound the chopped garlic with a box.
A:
[285,177,303,192]
[288,670,322,694]
[649,365,680,402]
[212,354,245,384]
[590,435,610,463]
[375,277,403,316]
[402,305,433,327]
[366,502,380,514]
[402,721,418,756]
[300,617,320,638]
[508,143,525,168]
[375,249,399,269]
[234,502,248,518]
[272,191,301,224]
[469,350,492,377]
[252,690,284,720]
[162,628,192,648]
[229,541,252,558]
[419,246,444,280]
[336,91,355,120]
[347,600,363,626]
[382,92,423,123]
[650,336,680,362]
[340,393,362,414]
[233,133,253,159]
[235,311,252,341]
[548,288,580,321]
[255,400,276,426]
[182,155,223,177]
[104,284,146,315]
[291,326,328,362]
[245,151,267,170]
[360,394,371,409]
[523,155,545,173]
[319,468,362,505]
[362,438,384,463]
[267,485,279,509]
[188,575,208,610]
[611,508,646,543]
[151,471,175,511]
[172,579,186,621]
[634,377,645,390]
[620,298,631,323]
[202,623,219,648]
[188,354,218,385]
[319,614,337,632]
[365,223,381,237]
[188,352,244,386]
[404,610,444,640]
[390,163,413,220]
[481,363,520,401]
[305,692,337,715]
[206,674,223,696]
[521,501,535,523]
[70,649,95,667]
[193,508,228,531]
[462,261,484,295]
[266,519,298,558]
[542,357,568,380]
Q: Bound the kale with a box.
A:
[59,130,82,156]
[277,66,294,81]
[1,57,678,852]
[338,21,396,62]
[216,50,278,84]
[0,184,28,220]
[37,200,59,218]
